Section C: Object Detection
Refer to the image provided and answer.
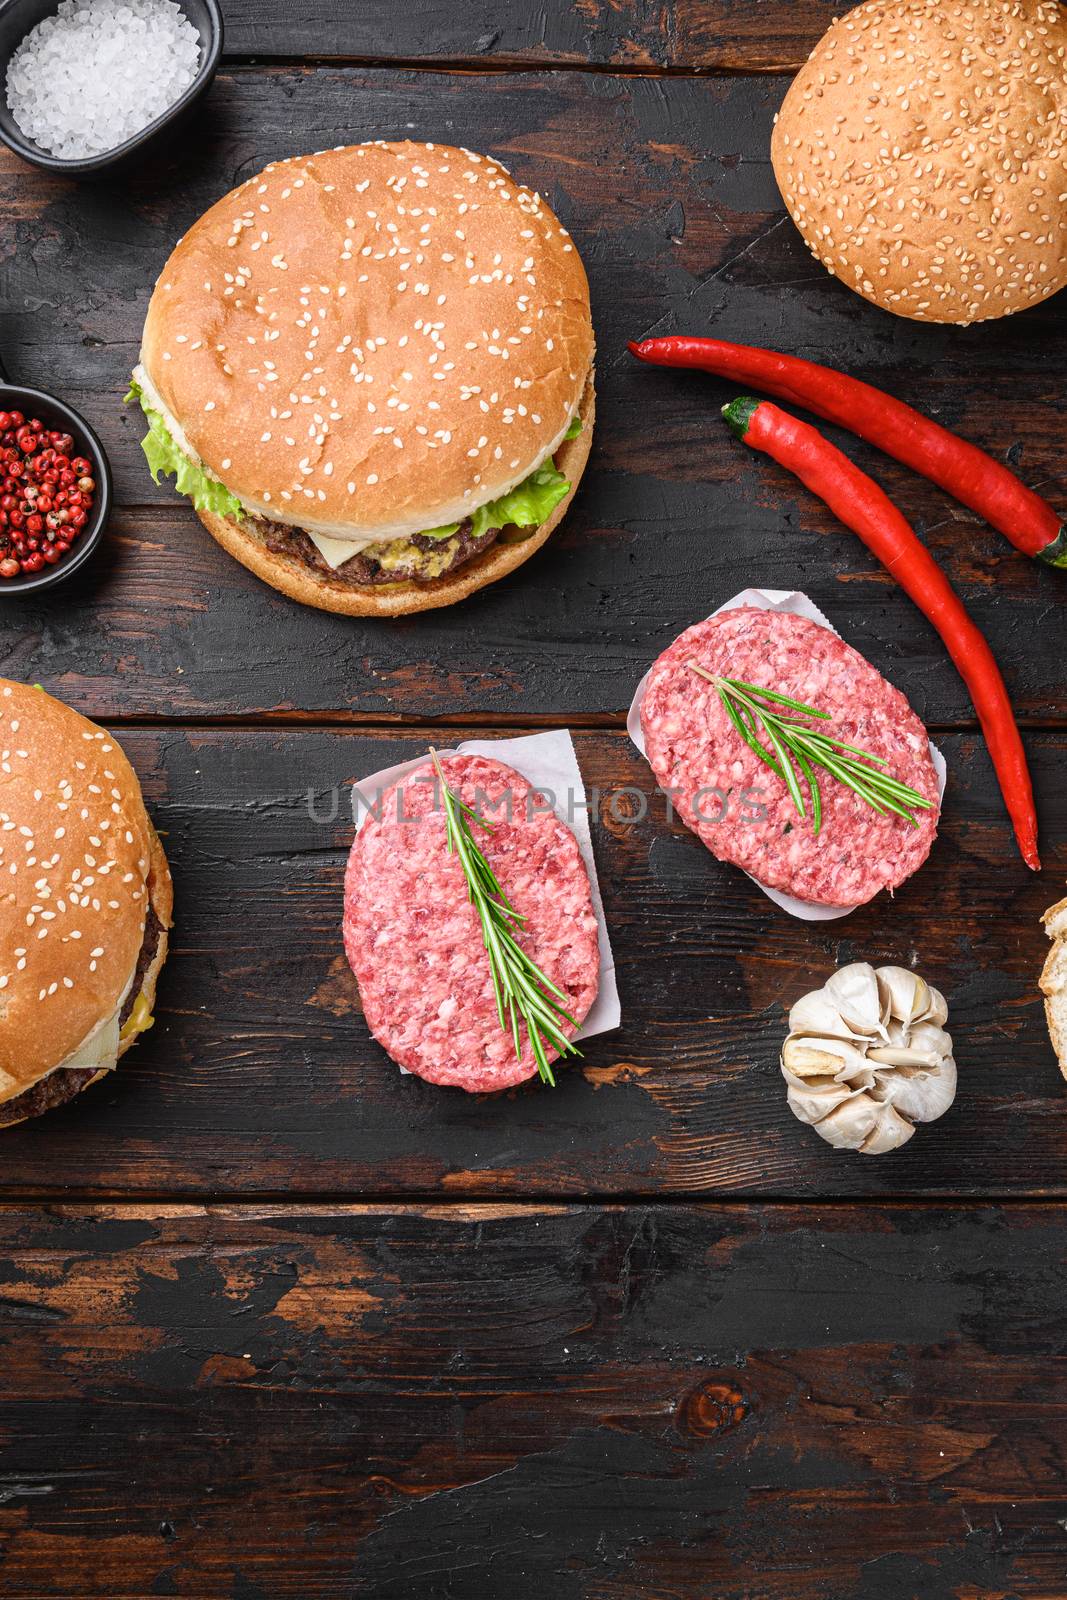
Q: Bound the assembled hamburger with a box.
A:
[0,682,172,1126]
[128,141,595,615]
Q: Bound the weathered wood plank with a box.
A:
[0,67,1063,723]
[219,0,840,71]
[0,1201,1064,1598]
[9,502,1063,729]
[0,725,1062,1199]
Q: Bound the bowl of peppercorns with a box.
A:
[0,366,111,594]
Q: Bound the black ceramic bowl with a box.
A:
[0,0,222,177]
[0,359,112,596]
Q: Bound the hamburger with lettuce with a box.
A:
[127,140,595,616]
[0,681,172,1127]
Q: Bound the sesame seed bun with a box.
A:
[140,140,595,541]
[196,375,594,616]
[0,682,173,1118]
[771,0,1067,325]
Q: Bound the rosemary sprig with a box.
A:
[430,750,581,1086]
[688,665,935,834]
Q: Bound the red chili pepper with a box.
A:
[722,395,1040,871]
[629,337,1066,568]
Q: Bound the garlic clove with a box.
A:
[784,1077,855,1125]
[808,1090,882,1149]
[878,1056,957,1124]
[876,966,930,1028]
[782,1034,874,1078]
[908,1021,953,1060]
[859,1101,916,1154]
[824,963,889,1037]
[787,987,874,1042]
[920,986,949,1028]
[866,1045,943,1070]
[782,1039,850,1076]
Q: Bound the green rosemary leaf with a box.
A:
[794,738,931,812]
[720,677,831,719]
[688,665,932,833]
[725,683,809,818]
[861,770,935,806]
[815,749,894,816]
[720,689,785,779]
[791,728,891,764]
[430,749,581,1086]
[759,713,808,820]
[806,745,919,824]
[791,745,822,836]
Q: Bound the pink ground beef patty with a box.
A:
[640,608,940,907]
[343,754,601,1091]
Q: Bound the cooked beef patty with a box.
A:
[252,516,503,587]
[119,904,163,1027]
[0,906,164,1127]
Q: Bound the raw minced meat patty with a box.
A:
[640,608,940,907]
[343,753,601,1091]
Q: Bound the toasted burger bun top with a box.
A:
[140,141,595,540]
[0,682,169,1097]
[772,0,1067,325]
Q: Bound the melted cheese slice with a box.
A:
[306,532,373,569]
[5,970,133,1105]
[62,1009,121,1072]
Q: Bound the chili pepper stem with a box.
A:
[1038,526,1067,569]
[723,397,759,441]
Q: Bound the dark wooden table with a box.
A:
[2,4,1066,1595]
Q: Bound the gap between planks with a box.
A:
[218,55,804,79]
[1,1190,1065,1209]
[99,713,1067,733]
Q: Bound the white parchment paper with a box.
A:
[627,588,948,923]
[350,729,620,1044]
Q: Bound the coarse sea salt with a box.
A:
[6,0,201,161]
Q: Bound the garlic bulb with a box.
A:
[782,963,955,1155]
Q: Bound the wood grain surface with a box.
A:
[0,725,1059,1201]
[1,4,1066,1594]
[218,0,842,70]
[0,1202,1064,1599]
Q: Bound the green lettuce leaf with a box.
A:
[126,380,245,521]
[125,376,573,539]
[469,461,571,539]
[417,458,572,544]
